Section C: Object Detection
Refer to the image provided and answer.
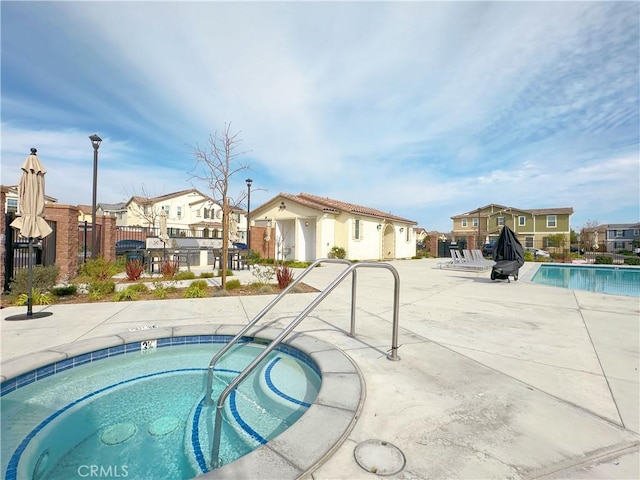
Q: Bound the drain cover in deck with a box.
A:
[354,439,406,475]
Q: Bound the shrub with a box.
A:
[287,261,311,269]
[225,279,241,290]
[175,271,196,280]
[623,257,640,266]
[215,269,234,277]
[87,281,115,301]
[113,287,140,302]
[52,284,78,296]
[125,259,144,281]
[183,280,208,298]
[14,289,53,306]
[594,255,613,264]
[328,246,346,259]
[160,260,179,279]
[78,258,119,281]
[9,264,60,296]
[251,265,276,285]
[199,271,214,278]
[524,251,534,262]
[277,265,294,289]
[247,250,261,265]
[128,283,149,293]
[152,281,176,299]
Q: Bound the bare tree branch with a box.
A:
[188,122,252,288]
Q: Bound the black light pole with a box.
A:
[245,178,253,249]
[89,134,102,258]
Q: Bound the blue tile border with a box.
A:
[1,335,320,396]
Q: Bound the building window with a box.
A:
[406,227,411,243]
[213,228,220,238]
[196,209,201,218]
[354,219,361,240]
[519,216,526,226]
[615,229,623,238]
[525,237,534,248]
[542,237,549,248]
[497,217,505,226]
[177,206,182,219]
[6,198,18,213]
[143,205,149,215]
[204,208,209,219]
[472,218,479,228]
[202,228,209,238]
[547,215,557,228]
[634,229,639,236]
[461,218,468,228]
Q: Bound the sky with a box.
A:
[1,1,638,233]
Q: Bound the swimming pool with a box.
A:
[1,326,364,480]
[531,264,640,296]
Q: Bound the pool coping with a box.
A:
[1,324,366,480]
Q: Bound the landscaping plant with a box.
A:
[125,259,144,281]
[276,265,294,289]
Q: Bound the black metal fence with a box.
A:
[114,226,223,243]
[4,212,56,292]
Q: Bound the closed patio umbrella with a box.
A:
[8,148,53,319]
[158,209,170,244]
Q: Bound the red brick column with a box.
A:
[251,226,275,259]
[44,204,79,282]
[99,214,116,262]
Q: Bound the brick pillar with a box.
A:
[44,204,79,283]
[251,226,275,259]
[99,214,116,263]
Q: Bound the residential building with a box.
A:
[118,188,247,241]
[97,202,127,225]
[249,192,417,262]
[451,204,574,251]
[2,185,57,213]
[602,223,640,253]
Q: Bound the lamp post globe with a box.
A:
[89,134,102,258]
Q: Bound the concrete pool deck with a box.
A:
[1,258,639,479]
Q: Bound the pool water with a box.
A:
[1,341,321,480]
[532,264,640,296]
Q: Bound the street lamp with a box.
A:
[89,134,102,258]
[245,178,253,249]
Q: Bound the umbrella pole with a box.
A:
[27,238,33,316]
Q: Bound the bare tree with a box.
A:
[189,123,251,288]
[122,184,166,230]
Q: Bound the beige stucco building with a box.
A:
[250,193,417,262]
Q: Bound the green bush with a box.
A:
[87,281,116,301]
[52,284,77,296]
[113,287,140,302]
[152,281,176,299]
[215,269,234,277]
[9,264,60,296]
[328,246,346,259]
[183,280,208,298]
[594,255,613,264]
[128,283,149,293]
[175,271,196,280]
[78,258,120,281]
[14,289,54,306]
[225,279,241,290]
[524,251,534,262]
[623,257,640,266]
[199,271,214,278]
[286,261,311,269]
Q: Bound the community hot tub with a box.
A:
[1,326,364,480]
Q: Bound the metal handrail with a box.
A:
[204,258,352,405]
[207,260,401,469]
